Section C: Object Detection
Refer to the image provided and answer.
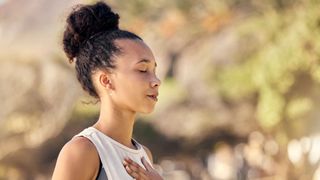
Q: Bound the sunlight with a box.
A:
[0,0,7,6]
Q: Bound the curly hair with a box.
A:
[62,1,142,98]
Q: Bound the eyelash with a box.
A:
[138,68,156,73]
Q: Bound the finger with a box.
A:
[125,165,141,179]
[138,171,148,180]
[124,159,142,172]
[141,157,153,171]
[124,157,134,164]
[125,166,148,180]
[129,163,149,176]
[123,158,148,179]
[124,157,138,166]
[128,163,140,172]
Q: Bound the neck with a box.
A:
[93,98,136,149]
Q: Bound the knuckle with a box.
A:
[126,167,132,173]
[131,165,137,171]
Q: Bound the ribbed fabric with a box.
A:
[74,127,153,180]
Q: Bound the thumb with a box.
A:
[141,157,153,171]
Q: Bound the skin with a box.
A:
[52,39,163,180]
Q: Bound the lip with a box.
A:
[147,92,158,102]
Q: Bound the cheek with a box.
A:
[116,74,146,97]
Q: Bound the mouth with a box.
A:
[147,94,158,102]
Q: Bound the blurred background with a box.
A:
[1,0,320,179]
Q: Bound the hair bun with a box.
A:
[63,1,120,62]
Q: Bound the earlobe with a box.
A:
[106,80,114,96]
[106,81,113,90]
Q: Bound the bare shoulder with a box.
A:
[52,136,100,180]
[142,145,154,163]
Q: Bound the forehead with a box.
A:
[114,39,155,65]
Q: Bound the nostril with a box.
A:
[151,80,160,88]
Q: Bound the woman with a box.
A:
[52,1,163,180]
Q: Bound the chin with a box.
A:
[139,107,155,114]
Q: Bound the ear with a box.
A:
[99,72,114,91]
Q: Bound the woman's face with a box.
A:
[108,39,161,113]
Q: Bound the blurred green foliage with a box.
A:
[215,1,320,136]
[83,0,320,142]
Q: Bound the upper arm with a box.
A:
[52,137,100,180]
[142,145,154,164]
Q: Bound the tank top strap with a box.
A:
[74,127,153,180]
[74,127,114,179]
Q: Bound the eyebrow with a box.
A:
[136,59,157,67]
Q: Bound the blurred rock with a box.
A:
[0,58,80,160]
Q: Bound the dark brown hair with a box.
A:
[63,1,142,98]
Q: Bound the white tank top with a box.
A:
[74,127,153,180]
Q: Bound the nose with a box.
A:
[151,75,161,88]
